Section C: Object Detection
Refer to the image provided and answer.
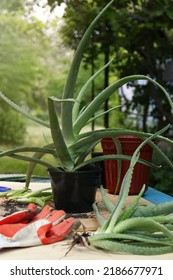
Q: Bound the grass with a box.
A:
[0,120,54,177]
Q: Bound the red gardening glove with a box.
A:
[0,203,37,237]
[0,204,75,248]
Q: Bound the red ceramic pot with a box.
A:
[101,136,153,195]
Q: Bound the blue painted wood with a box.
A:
[143,187,173,204]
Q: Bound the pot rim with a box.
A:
[47,165,102,175]
[101,136,153,143]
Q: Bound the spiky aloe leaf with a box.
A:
[73,153,159,171]
[0,91,50,128]
[0,145,57,171]
[61,0,114,144]
[100,185,114,213]
[48,97,74,171]
[74,75,173,134]
[4,153,55,169]
[98,125,170,234]
[72,58,114,123]
[111,137,122,194]
[25,143,56,189]
[86,105,122,125]
[69,126,173,171]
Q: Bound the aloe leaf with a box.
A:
[100,125,170,233]
[61,0,114,144]
[92,202,106,227]
[71,127,167,154]
[0,146,56,156]
[149,140,173,169]
[73,153,159,171]
[117,185,145,222]
[73,58,114,122]
[25,152,48,188]
[6,153,55,169]
[88,237,173,255]
[75,140,100,165]
[74,75,173,134]
[102,153,140,233]
[113,218,173,239]
[86,105,122,125]
[100,185,114,213]
[132,201,173,218]
[21,187,51,198]
[50,97,77,103]
[48,97,74,171]
[0,91,50,128]
[151,215,173,223]
[25,143,57,189]
[0,146,57,171]
[15,197,46,207]
[71,128,142,151]
[112,137,122,194]
[71,126,173,170]
[77,127,173,146]
[89,232,173,247]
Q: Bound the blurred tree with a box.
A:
[0,0,73,143]
[0,0,24,11]
[47,0,173,132]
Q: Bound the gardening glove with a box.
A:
[0,204,75,249]
[0,203,37,237]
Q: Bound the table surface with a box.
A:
[0,180,173,260]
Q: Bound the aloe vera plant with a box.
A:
[88,127,173,255]
[0,0,173,190]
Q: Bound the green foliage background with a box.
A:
[0,0,172,195]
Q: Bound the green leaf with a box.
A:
[61,0,114,144]
[74,75,173,134]
[25,143,56,189]
[73,58,114,123]
[92,202,106,227]
[73,153,159,171]
[5,153,55,169]
[100,185,114,213]
[117,185,145,222]
[86,105,122,125]
[111,137,122,194]
[0,91,50,128]
[99,125,170,233]
[48,97,74,171]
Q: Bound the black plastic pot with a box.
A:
[48,165,101,213]
[91,152,105,187]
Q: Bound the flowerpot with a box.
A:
[48,165,101,213]
[101,136,153,195]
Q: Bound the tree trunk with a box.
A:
[104,45,110,128]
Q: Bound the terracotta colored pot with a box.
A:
[101,136,153,195]
[48,165,101,213]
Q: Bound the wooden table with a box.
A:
[0,180,173,260]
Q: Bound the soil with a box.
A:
[0,198,95,219]
[0,199,42,217]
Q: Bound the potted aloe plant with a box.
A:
[0,0,173,213]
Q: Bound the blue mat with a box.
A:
[143,187,173,204]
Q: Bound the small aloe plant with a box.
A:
[88,127,173,255]
[0,0,173,189]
